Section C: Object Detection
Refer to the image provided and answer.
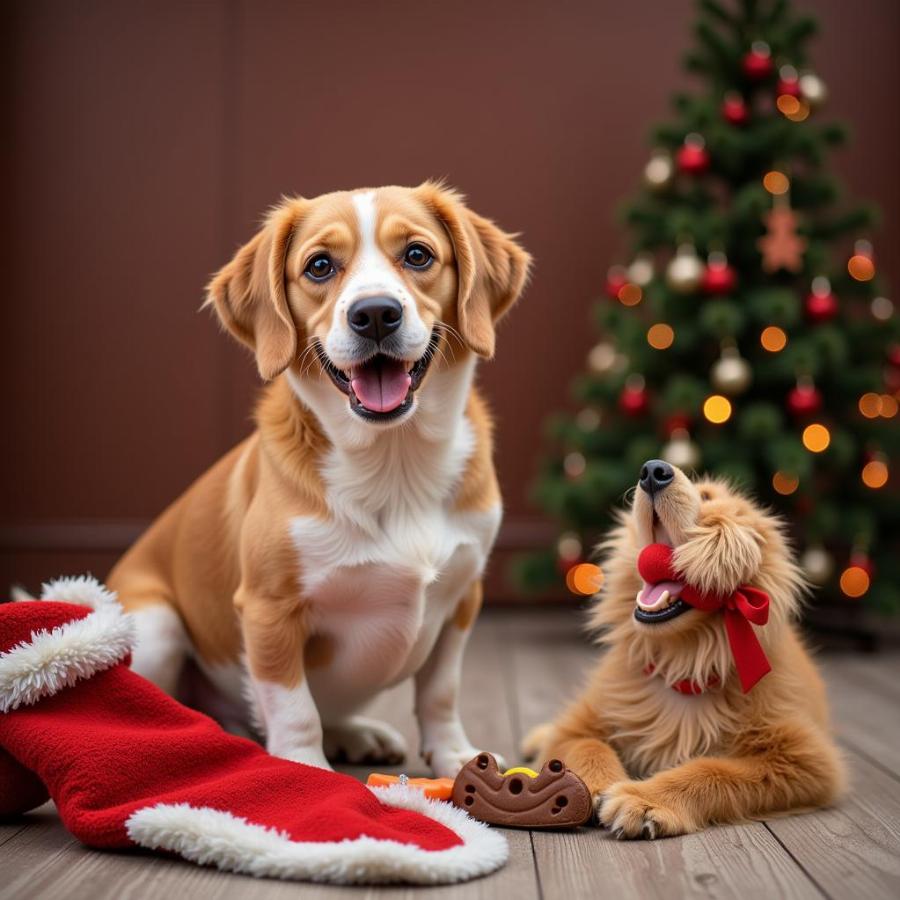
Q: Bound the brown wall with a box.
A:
[2,0,898,599]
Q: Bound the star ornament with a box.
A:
[758,206,807,273]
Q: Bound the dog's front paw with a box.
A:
[597,781,694,839]
[276,745,333,770]
[323,716,407,765]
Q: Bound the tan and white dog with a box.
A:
[107,183,531,777]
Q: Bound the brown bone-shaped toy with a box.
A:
[451,752,592,828]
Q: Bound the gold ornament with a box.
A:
[666,244,704,294]
[662,428,701,470]
[627,253,655,287]
[798,72,827,109]
[801,545,833,586]
[644,152,674,192]
[710,344,752,395]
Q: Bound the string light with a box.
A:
[772,471,799,495]
[783,99,810,122]
[859,393,882,418]
[871,296,893,321]
[703,394,732,424]
[802,423,831,453]
[880,394,898,418]
[566,563,604,596]
[617,283,643,306]
[763,171,790,195]
[862,459,889,489]
[776,94,802,117]
[557,532,583,562]
[839,566,870,599]
[647,323,675,349]
[563,451,586,478]
[848,240,875,281]
[760,326,788,352]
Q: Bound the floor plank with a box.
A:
[763,743,900,899]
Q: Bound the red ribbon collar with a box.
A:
[637,543,772,694]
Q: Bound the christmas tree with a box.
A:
[520,0,900,619]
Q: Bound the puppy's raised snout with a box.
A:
[639,459,674,495]
[348,296,403,343]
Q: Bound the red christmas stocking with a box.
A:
[0,579,505,884]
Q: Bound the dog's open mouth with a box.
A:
[634,511,691,624]
[316,331,440,422]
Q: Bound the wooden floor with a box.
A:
[2,609,899,900]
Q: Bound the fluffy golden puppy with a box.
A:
[525,460,845,838]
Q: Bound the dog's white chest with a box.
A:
[288,417,500,718]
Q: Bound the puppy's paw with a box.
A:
[323,716,407,765]
[597,781,693,839]
[276,745,333,770]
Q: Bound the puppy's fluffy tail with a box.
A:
[520,722,556,761]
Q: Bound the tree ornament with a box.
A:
[676,133,710,175]
[666,243,704,293]
[798,72,828,110]
[758,198,807,273]
[801,545,833,585]
[805,276,839,323]
[742,41,774,80]
[848,239,875,281]
[576,407,601,432]
[787,378,822,417]
[563,451,586,479]
[557,531,583,563]
[604,265,628,299]
[721,91,749,126]
[701,251,738,295]
[661,427,700,470]
[871,296,894,321]
[710,343,752,395]
[776,65,801,97]
[887,344,900,368]
[861,453,889,490]
[619,375,649,417]
[588,341,617,374]
[663,413,692,435]
[849,550,875,578]
[627,252,655,287]
[644,151,674,192]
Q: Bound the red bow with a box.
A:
[637,543,771,693]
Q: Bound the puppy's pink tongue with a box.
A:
[351,358,411,413]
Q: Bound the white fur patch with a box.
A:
[0,579,134,713]
[252,678,329,769]
[125,784,507,884]
[130,604,191,695]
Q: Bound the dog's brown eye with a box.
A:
[403,243,433,269]
[305,254,335,282]
[700,490,711,500]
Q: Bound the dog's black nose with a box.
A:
[639,459,674,495]
[348,296,403,342]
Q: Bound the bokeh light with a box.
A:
[772,471,799,495]
[839,566,870,599]
[760,326,788,352]
[802,423,831,453]
[782,99,810,122]
[763,171,790,195]
[647,323,675,349]
[703,394,732,424]
[566,563,604,596]
[617,283,643,306]
[848,255,875,282]
[563,451,586,478]
[776,94,802,116]
[862,460,889,489]
[859,392,882,418]
[557,531,583,562]
[880,394,898,418]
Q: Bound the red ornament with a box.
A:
[787,384,822,417]
[742,43,774,81]
[887,344,900,367]
[663,413,692,435]
[701,258,738,295]
[605,265,628,300]
[676,138,711,175]
[619,385,649,417]
[776,66,801,97]
[722,93,750,126]
[805,288,839,323]
[556,555,582,576]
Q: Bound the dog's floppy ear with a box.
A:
[420,182,532,358]
[205,203,300,380]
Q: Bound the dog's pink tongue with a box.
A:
[351,358,411,413]
[639,580,684,609]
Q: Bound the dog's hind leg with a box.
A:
[124,597,191,696]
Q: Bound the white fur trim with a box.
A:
[39,574,119,610]
[126,784,506,885]
[0,578,134,713]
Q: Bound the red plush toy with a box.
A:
[0,579,505,885]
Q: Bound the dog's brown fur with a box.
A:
[524,467,845,838]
